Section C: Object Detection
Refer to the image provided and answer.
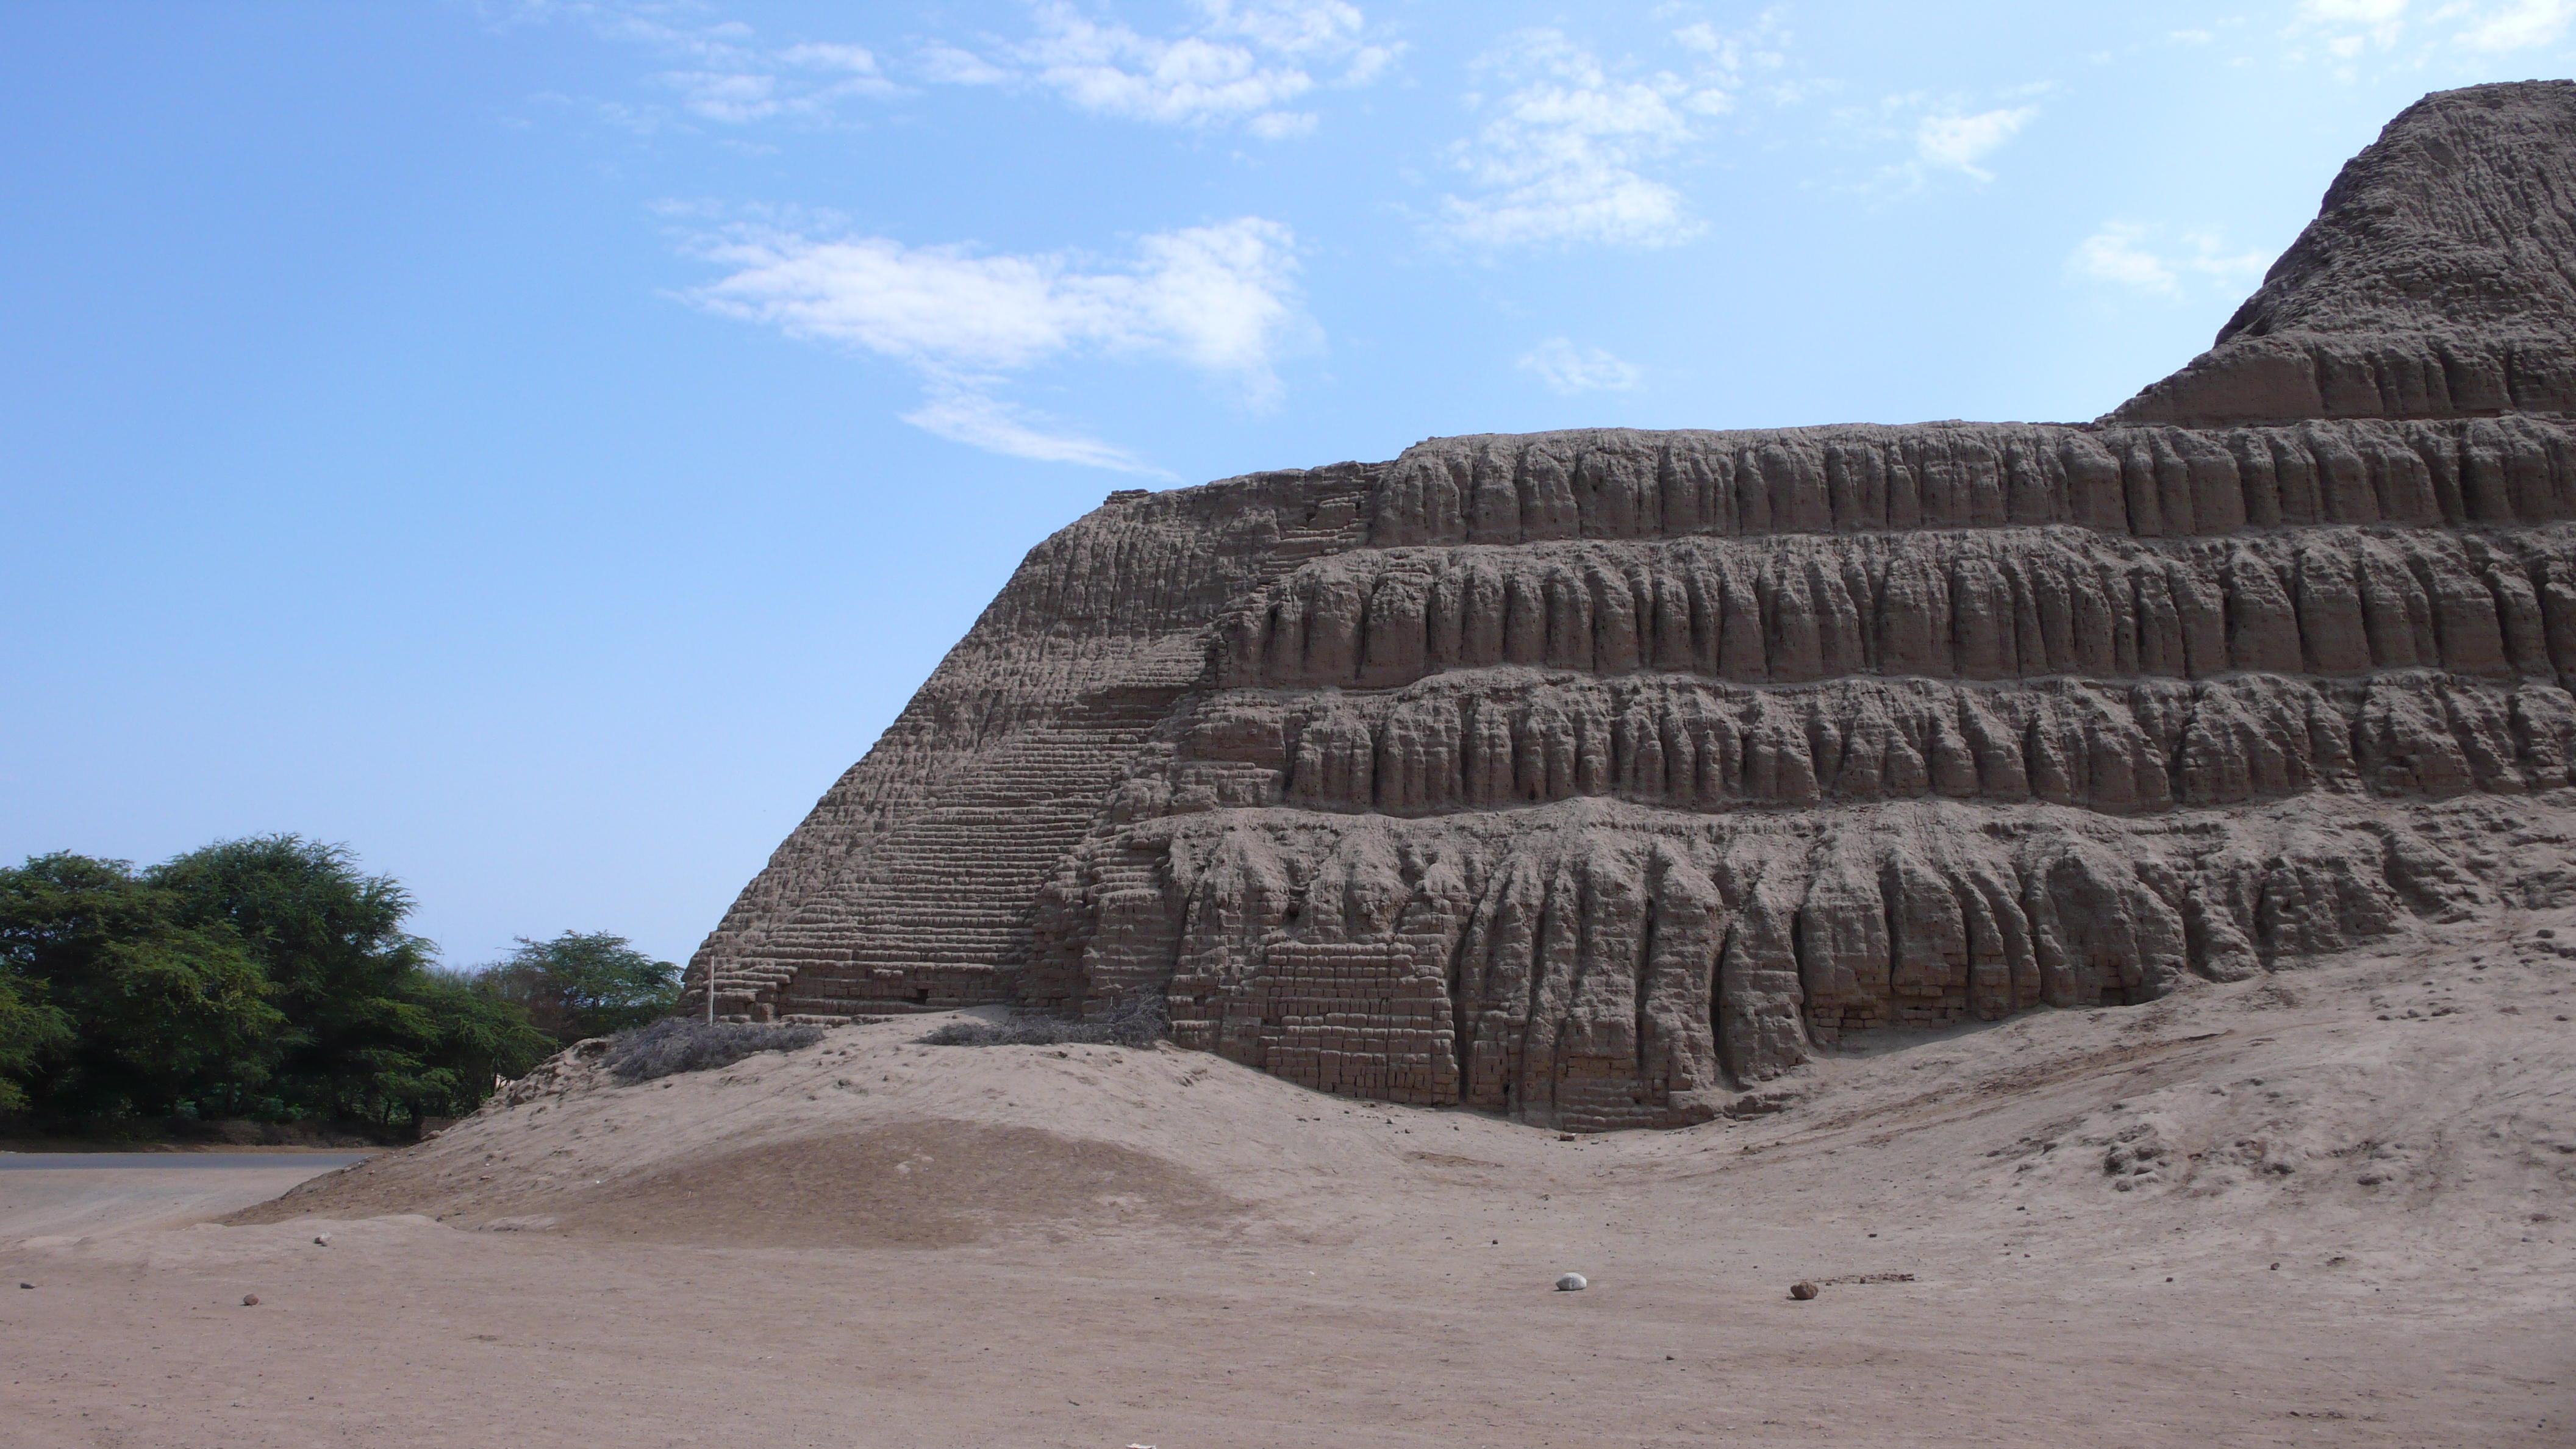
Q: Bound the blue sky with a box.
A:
[6,0,2572,969]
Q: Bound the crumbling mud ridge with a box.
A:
[689,82,2576,1130]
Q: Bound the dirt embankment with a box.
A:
[4,908,2569,1448]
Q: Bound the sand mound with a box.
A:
[227,1026,1352,1243]
[235,898,2576,1285]
[551,1121,1240,1248]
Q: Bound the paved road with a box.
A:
[0,1153,374,1239]
[0,1153,371,1170]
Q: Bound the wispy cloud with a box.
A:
[921,0,1401,137]
[1519,338,1642,394]
[1436,18,1788,251]
[514,0,1403,133]
[2457,0,2576,51]
[505,1,900,128]
[2295,0,2409,59]
[2287,0,2576,66]
[918,43,1010,86]
[2069,222,2272,296]
[678,215,1304,471]
[901,389,1166,476]
[1833,85,2048,193]
[1914,106,2035,181]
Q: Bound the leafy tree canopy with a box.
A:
[0,839,556,1133]
[0,853,280,1119]
[470,931,679,1046]
[0,961,74,1116]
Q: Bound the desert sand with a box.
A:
[4,901,2571,1448]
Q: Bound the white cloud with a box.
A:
[2458,0,2576,50]
[1339,43,1400,85]
[918,43,1009,85]
[2283,0,2406,70]
[1914,106,2035,181]
[2303,0,2408,21]
[2070,222,2272,296]
[688,217,1300,381]
[662,71,779,124]
[1018,6,1315,125]
[1199,0,1365,55]
[512,2,901,126]
[520,1,1397,135]
[1672,22,1731,56]
[2070,224,2178,293]
[1834,87,2048,192]
[1437,23,1785,251]
[1519,338,1642,394]
[682,216,1303,468]
[1119,219,1308,381]
[778,42,880,73]
[920,0,1398,137]
[2286,0,2575,63]
[1248,110,1319,139]
[901,390,1170,477]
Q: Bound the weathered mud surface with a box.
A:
[687,81,2576,1128]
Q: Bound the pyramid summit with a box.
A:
[2114,79,2576,425]
[687,81,2576,1131]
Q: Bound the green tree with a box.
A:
[471,931,680,1045]
[385,967,554,1123]
[0,963,74,1114]
[0,854,281,1120]
[2,837,568,1135]
[146,837,549,1129]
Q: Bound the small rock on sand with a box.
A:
[1789,1281,1820,1301]
[1555,1273,1587,1292]
[242,1293,260,1306]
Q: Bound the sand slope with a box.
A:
[5,909,2574,1446]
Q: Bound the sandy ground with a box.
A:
[5,914,2574,1447]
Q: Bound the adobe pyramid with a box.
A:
[687,81,2576,1131]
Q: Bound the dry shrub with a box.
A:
[919,998,1165,1050]
[606,1018,824,1083]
